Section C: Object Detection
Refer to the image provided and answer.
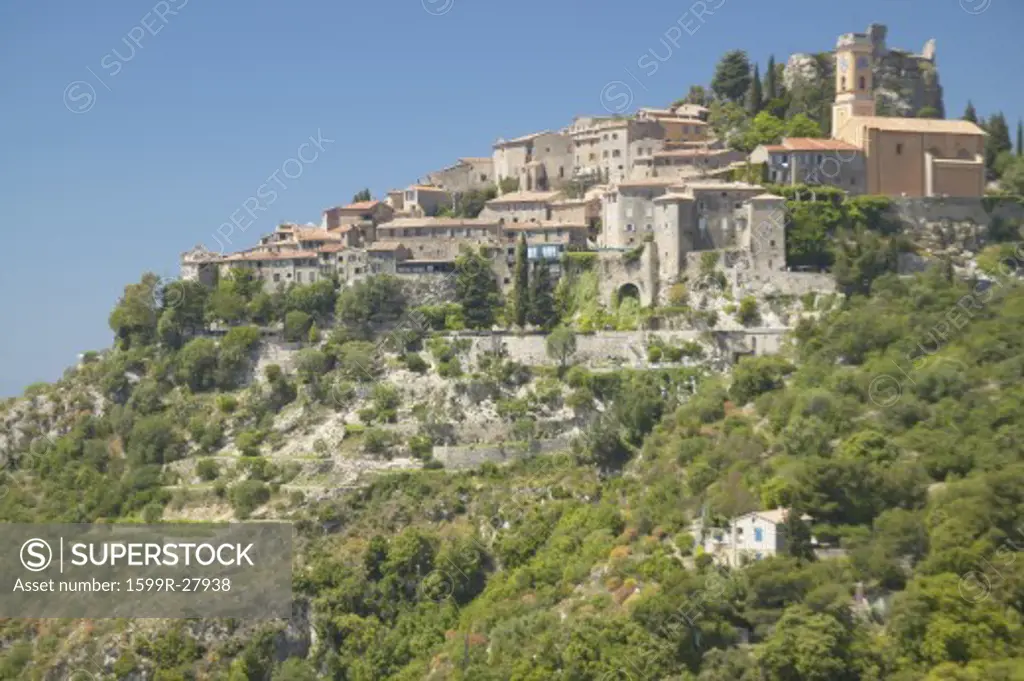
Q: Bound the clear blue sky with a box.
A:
[1,0,1021,396]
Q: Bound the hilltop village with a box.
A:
[181,26,989,318]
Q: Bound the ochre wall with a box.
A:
[867,129,984,197]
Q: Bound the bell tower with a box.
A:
[832,32,876,135]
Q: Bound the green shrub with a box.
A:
[737,296,761,325]
[408,434,433,459]
[283,310,313,342]
[404,353,428,373]
[216,394,238,413]
[229,480,271,518]
[142,502,163,523]
[363,427,396,456]
[235,429,264,457]
[196,458,221,482]
[647,345,664,363]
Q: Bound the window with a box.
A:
[296,272,302,283]
[612,149,621,158]
[754,527,763,543]
[769,240,776,247]
[603,151,609,159]
[612,133,618,140]
[896,143,903,155]
[840,76,846,91]
[273,274,280,282]
[859,76,866,90]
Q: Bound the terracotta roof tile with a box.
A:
[780,137,861,152]
[845,116,986,136]
[224,250,319,263]
[333,200,380,211]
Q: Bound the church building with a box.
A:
[830,31,987,197]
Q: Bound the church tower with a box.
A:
[832,32,876,135]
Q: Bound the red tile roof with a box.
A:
[224,250,319,263]
[334,200,380,211]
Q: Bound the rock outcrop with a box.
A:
[783,23,944,121]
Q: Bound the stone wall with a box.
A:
[433,437,571,470]
[887,197,1024,264]
[596,247,658,307]
[449,327,791,368]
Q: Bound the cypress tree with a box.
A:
[512,233,529,327]
[984,112,1013,173]
[746,63,763,116]
[527,258,556,329]
[962,100,978,123]
[763,55,777,101]
[1017,119,1023,156]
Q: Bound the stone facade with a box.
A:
[421,157,494,194]
[750,138,866,194]
[830,28,985,198]
[493,131,573,193]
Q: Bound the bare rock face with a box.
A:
[782,24,945,119]
[783,53,821,92]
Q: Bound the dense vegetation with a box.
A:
[5,43,1024,681]
[6,234,1024,678]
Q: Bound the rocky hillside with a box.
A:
[784,23,944,120]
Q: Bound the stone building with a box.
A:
[421,157,494,194]
[400,185,452,217]
[567,116,664,184]
[219,249,322,291]
[375,217,502,261]
[479,190,564,224]
[749,138,866,193]
[180,245,221,287]
[322,200,394,231]
[548,196,601,228]
[651,181,774,284]
[633,147,745,180]
[830,30,986,197]
[691,508,815,567]
[493,131,573,193]
[601,178,677,248]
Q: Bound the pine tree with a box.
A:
[962,100,978,123]
[527,258,556,329]
[1017,119,1023,156]
[763,55,777,102]
[984,112,1013,174]
[512,233,529,327]
[711,50,752,103]
[746,63,763,116]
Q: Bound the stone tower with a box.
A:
[832,32,876,136]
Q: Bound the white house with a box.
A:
[690,508,814,567]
